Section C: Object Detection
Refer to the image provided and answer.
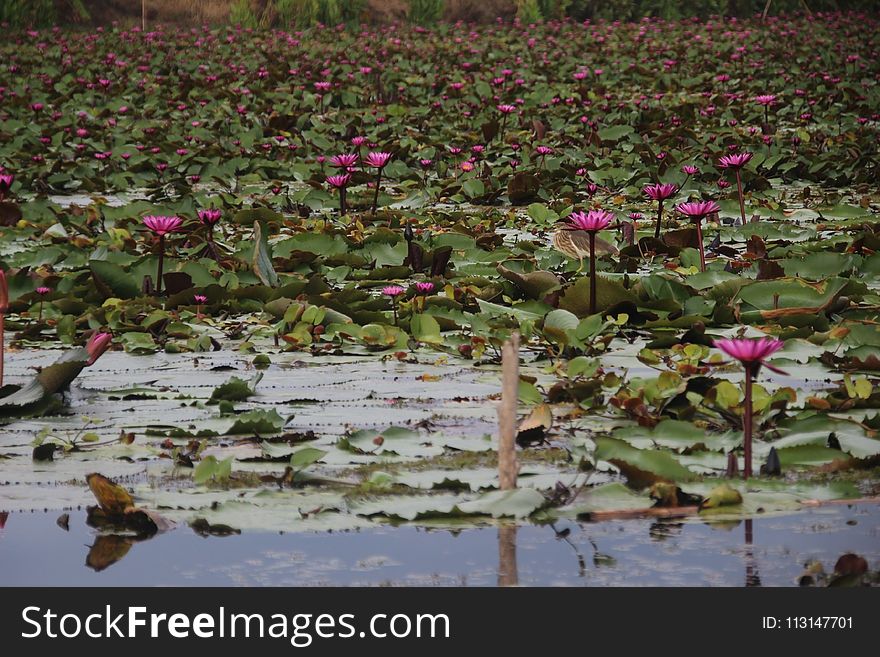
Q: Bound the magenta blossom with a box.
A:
[567,210,615,316]
[86,332,113,366]
[35,285,51,321]
[567,209,614,233]
[754,94,777,106]
[366,153,392,215]
[327,174,351,216]
[718,152,753,169]
[497,104,516,114]
[143,215,183,236]
[719,152,753,225]
[676,201,720,219]
[643,183,678,201]
[365,152,392,168]
[198,209,222,226]
[143,216,183,295]
[681,165,699,175]
[326,174,351,188]
[383,285,405,326]
[415,282,435,295]
[330,153,358,169]
[714,336,785,479]
[677,201,719,272]
[0,173,13,200]
[715,337,784,369]
[644,184,678,239]
[194,294,208,304]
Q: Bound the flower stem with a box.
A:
[588,232,597,315]
[339,187,346,217]
[654,199,663,239]
[743,365,754,479]
[392,299,398,327]
[372,171,382,215]
[156,235,165,295]
[735,169,746,225]
[695,220,706,272]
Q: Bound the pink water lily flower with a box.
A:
[644,183,679,239]
[715,337,784,370]
[143,215,183,236]
[714,336,785,479]
[143,216,183,295]
[677,201,719,272]
[198,209,222,226]
[327,174,351,216]
[676,201,720,219]
[0,173,13,200]
[326,174,351,189]
[566,209,614,233]
[35,286,51,321]
[366,152,392,215]
[330,153,358,169]
[415,282,434,295]
[643,183,678,201]
[567,209,615,316]
[194,294,208,304]
[383,285,405,326]
[719,152,753,224]
[365,152,392,168]
[718,152,753,169]
[86,332,113,366]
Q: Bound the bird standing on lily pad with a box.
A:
[552,218,619,274]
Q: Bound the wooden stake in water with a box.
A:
[498,332,520,490]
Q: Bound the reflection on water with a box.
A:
[0,505,877,587]
[744,519,761,587]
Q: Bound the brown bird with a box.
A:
[552,227,619,272]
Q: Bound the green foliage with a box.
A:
[229,0,258,27]
[537,0,572,19]
[409,0,444,25]
[0,0,56,28]
[516,0,543,22]
[272,0,365,28]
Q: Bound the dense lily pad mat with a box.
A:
[0,14,879,540]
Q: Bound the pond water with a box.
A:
[1,504,876,587]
